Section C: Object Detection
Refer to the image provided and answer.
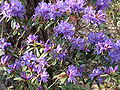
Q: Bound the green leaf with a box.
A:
[11,20,16,30]
[31,77,37,84]
[60,77,67,84]
[44,21,54,30]
[6,74,14,79]
[32,21,39,26]
[0,49,5,56]
[35,48,40,57]
[13,30,18,36]
[16,83,25,90]
[8,86,14,90]
[40,53,48,57]
[39,48,44,53]
[117,21,120,27]
[51,59,57,65]
[28,84,35,90]
[85,78,92,84]
[14,77,23,81]
[65,83,84,90]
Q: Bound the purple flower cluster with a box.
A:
[51,44,66,61]
[39,40,67,61]
[105,65,118,74]
[65,0,85,12]
[95,39,113,54]
[96,0,112,10]
[109,40,120,63]
[83,6,106,25]
[34,0,85,20]
[0,38,11,50]
[22,51,37,65]
[90,66,118,82]
[21,71,32,80]
[89,67,103,81]
[34,65,49,82]
[8,60,21,73]
[88,32,107,44]
[40,69,49,82]
[34,1,68,20]
[1,54,11,66]
[3,48,50,82]
[70,37,88,51]
[34,0,107,25]
[0,0,25,19]
[21,51,49,82]
[67,65,82,83]
[54,21,75,39]
[44,39,53,53]
[27,35,38,44]
[87,32,114,54]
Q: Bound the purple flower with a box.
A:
[51,45,66,60]
[38,86,43,90]
[39,40,45,47]
[58,51,66,60]
[34,65,42,74]
[54,21,75,39]
[0,38,11,50]
[65,0,85,12]
[15,23,20,29]
[7,60,21,73]
[55,45,62,53]
[77,65,83,76]
[44,39,53,52]
[40,69,49,82]
[27,35,38,44]
[0,0,25,19]
[35,65,49,82]
[89,68,103,80]
[34,2,51,20]
[95,10,106,24]
[34,1,68,20]
[22,51,37,64]
[96,0,112,10]
[83,6,106,25]
[55,1,69,13]
[95,39,113,54]
[8,60,21,70]
[88,32,107,44]
[49,1,69,20]
[105,66,118,74]
[109,40,120,63]
[28,63,36,72]
[21,71,32,80]
[70,37,88,51]
[67,65,81,83]
[1,54,11,66]
[109,51,120,63]
[51,50,66,61]
[36,57,48,66]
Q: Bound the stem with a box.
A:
[1,0,5,38]
[47,78,58,89]
[15,30,26,49]
[1,20,4,38]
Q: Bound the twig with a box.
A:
[47,78,58,89]
[15,30,26,50]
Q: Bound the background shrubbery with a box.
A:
[0,0,120,90]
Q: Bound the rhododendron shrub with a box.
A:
[0,0,120,90]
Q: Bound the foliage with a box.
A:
[0,0,120,90]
